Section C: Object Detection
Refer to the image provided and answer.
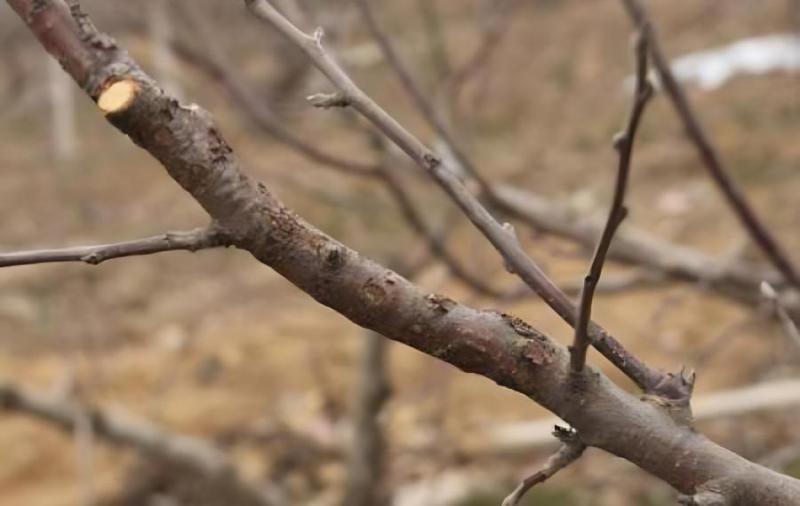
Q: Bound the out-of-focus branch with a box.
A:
[352,0,495,195]
[172,4,380,177]
[342,330,391,506]
[247,0,669,394]
[620,0,800,290]
[501,427,585,506]
[444,0,519,104]
[570,31,653,373]
[0,381,276,505]
[414,0,451,79]
[380,166,510,298]
[0,227,227,268]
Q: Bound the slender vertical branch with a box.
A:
[620,0,800,290]
[570,32,653,373]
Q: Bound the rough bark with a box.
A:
[6,1,800,503]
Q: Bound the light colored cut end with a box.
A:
[97,79,138,114]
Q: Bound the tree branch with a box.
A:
[620,0,800,290]
[379,165,511,298]
[570,31,653,373]
[0,226,227,267]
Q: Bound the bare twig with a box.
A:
[246,0,668,393]
[620,0,800,290]
[0,226,227,268]
[501,427,586,506]
[570,31,653,373]
[380,166,509,298]
[172,4,379,177]
[352,0,495,196]
[761,282,800,351]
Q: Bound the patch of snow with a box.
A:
[625,34,800,91]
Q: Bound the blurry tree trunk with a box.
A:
[343,330,391,506]
[74,410,96,506]
[149,0,182,98]
[47,55,76,162]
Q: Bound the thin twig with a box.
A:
[246,0,667,393]
[380,166,509,298]
[0,226,226,268]
[761,282,800,351]
[570,31,653,373]
[172,4,379,177]
[501,427,586,506]
[352,0,496,195]
[620,0,800,290]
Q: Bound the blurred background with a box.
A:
[1,0,799,504]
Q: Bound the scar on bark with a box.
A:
[97,78,138,114]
